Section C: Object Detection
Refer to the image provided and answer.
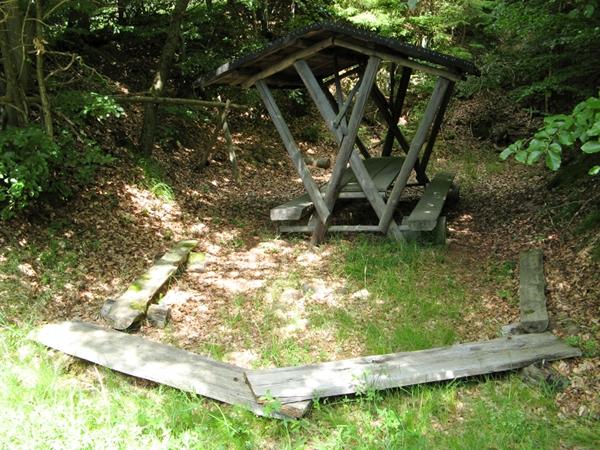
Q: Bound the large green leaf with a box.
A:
[581,141,600,154]
[545,148,562,171]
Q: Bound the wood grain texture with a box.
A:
[405,172,454,231]
[103,240,197,330]
[519,250,549,333]
[246,333,581,404]
[30,321,310,419]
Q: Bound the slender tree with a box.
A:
[139,0,190,156]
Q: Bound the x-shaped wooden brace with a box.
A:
[256,57,452,244]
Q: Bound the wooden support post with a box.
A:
[294,57,381,245]
[255,80,331,224]
[382,67,412,157]
[295,59,403,241]
[379,78,452,233]
[220,100,240,182]
[418,81,455,182]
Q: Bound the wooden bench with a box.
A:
[271,157,405,221]
[404,172,454,231]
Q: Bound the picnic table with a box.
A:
[199,22,478,244]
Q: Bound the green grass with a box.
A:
[1,235,598,448]
[137,157,176,202]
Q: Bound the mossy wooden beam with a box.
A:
[102,239,197,330]
[519,249,549,333]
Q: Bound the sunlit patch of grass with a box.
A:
[308,237,466,355]
[137,157,175,202]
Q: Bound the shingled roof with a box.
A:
[199,22,479,88]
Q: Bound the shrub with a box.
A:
[0,126,113,219]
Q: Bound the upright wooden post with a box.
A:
[255,80,331,224]
[382,66,412,157]
[379,77,452,233]
[295,57,381,245]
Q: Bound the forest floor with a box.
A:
[1,99,599,448]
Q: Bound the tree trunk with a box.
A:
[139,0,190,156]
[0,2,28,127]
[35,0,53,138]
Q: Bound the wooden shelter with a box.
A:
[200,22,478,244]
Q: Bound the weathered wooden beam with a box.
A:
[319,83,371,159]
[217,99,240,182]
[255,80,331,224]
[379,78,451,233]
[418,81,455,180]
[382,66,412,157]
[279,225,382,233]
[31,321,311,419]
[519,250,549,333]
[0,95,248,110]
[295,58,404,241]
[370,85,410,153]
[242,37,334,88]
[246,333,581,404]
[333,79,361,129]
[295,57,381,244]
[333,39,462,82]
[102,239,197,330]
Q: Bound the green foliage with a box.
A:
[500,96,600,174]
[54,91,125,122]
[0,126,113,219]
[461,0,600,105]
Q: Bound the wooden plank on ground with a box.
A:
[30,321,311,419]
[519,249,549,333]
[102,240,197,330]
[246,333,580,404]
[405,172,454,231]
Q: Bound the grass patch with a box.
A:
[137,157,176,202]
[1,235,597,448]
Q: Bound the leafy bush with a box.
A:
[0,126,113,219]
[54,91,125,122]
[500,96,600,175]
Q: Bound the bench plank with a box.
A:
[246,333,580,404]
[102,240,197,330]
[31,321,311,419]
[406,172,454,231]
[519,249,549,333]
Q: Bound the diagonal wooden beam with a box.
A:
[318,82,371,160]
[379,78,452,233]
[333,79,361,129]
[371,85,410,153]
[295,57,382,245]
[418,81,455,179]
[382,66,412,157]
[242,38,334,88]
[295,59,403,241]
[255,80,330,223]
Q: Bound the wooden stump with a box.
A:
[147,304,170,328]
